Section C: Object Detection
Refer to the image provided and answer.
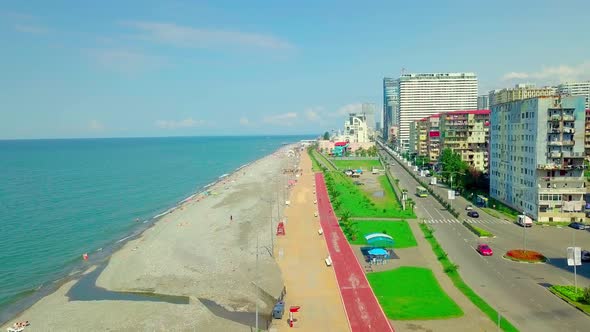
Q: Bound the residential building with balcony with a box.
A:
[426,114,441,162]
[439,110,490,173]
[586,109,590,159]
[409,118,429,157]
[488,84,556,107]
[490,96,586,222]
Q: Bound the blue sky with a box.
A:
[1,0,590,139]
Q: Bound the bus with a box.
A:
[416,186,428,198]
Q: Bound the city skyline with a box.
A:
[1,0,590,139]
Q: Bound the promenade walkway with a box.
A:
[273,153,348,332]
[314,173,394,332]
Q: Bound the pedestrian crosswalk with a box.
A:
[423,218,512,225]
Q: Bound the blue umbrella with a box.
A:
[368,248,388,256]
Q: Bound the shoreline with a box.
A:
[0,144,296,327]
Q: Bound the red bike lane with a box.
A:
[315,173,394,332]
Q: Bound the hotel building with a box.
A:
[490,96,586,222]
[382,78,399,141]
[397,73,478,151]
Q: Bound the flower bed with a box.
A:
[504,249,547,263]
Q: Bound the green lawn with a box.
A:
[332,159,382,170]
[367,266,463,320]
[326,171,415,218]
[350,220,417,248]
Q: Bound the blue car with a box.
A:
[569,222,587,230]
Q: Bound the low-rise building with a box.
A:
[490,96,586,222]
[440,110,490,172]
[343,113,370,143]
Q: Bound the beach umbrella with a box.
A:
[368,248,388,256]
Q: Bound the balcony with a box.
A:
[547,151,562,158]
[549,128,561,133]
[563,115,575,121]
[540,176,585,183]
[562,151,585,158]
[538,187,587,194]
[563,128,575,134]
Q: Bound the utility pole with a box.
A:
[523,211,527,252]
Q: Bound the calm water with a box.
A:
[0,136,310,313]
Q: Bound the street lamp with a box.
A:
[522,211,527,252]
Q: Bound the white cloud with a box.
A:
[89,120,104,131]
[14,23,49,34]
[328,103,363,118]
[502,61,590,84]
[304,106,323,122]
[121,21,294,51]
[155,118,205,129]
[239,117,250,126]
[262,112,298,125]
[86,48,164,73]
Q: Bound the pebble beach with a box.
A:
[2,145,299,331]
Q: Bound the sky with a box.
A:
[1,0,590,139]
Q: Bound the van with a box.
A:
[517,215,533,227]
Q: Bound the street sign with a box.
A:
[567,247,582,266]
[448,190,455,200]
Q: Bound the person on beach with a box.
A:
[230,215,233,222]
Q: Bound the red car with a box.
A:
[477,244,493,256]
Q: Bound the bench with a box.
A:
[325,255,332,266]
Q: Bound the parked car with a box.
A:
[465,205,473,211]
[477,244,493,256]
[582,250,590,262]
[467,211,479,218]
[517,215,533,227]
[569,222,587,230]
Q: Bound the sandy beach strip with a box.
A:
[272,152,349,331]
[2,145,300,331]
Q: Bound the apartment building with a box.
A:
[426,115,441,162]
[409,118,429,157]
[490,96,586,222]
[477,95,489,109]
[440,110,490,173]
[396,72,478,151]
[489,84,556,107]
[558,81,590,109]
[586,110,590,158]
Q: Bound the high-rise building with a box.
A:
[383,78,399,141]
[409,119,429,157]
[477,95,489,109]
[362,103,377,131]
[488,83,555,107]
[439,110,490,173]
[397,72,478,151]
[557,81,590,109]
[490,96,586,222]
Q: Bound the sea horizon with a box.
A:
[0,133,319,142]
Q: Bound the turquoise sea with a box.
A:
[0,135,311,318]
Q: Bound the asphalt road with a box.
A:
[378,144,590,332]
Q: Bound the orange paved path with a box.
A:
[273,152,349,332]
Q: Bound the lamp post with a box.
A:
[255,234,259,331]
[523,211,527,252]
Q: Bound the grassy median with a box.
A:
[349,220,417,248]
[367,266,463,320]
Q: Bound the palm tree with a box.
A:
[406,198,415,212]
